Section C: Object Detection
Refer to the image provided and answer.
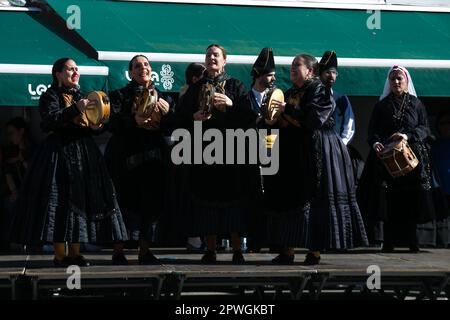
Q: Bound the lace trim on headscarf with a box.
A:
[379,65,417,101]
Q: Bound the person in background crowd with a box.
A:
[236,48,277,253]
[180,62,206,252]
[178,62,206,109]
[319,51,355,145]
[418,110,450,247]
[2,117,35,252]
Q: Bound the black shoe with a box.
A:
[232,250,245,265]
[303,252,320,265]
[272,253,294,265]
[201,250,217,264]
[138,251,161,265]
[409,245,420,253]
[70,255,91,267]
[53,257,72,268]
[112,252,129,265]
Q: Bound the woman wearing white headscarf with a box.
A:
[357,65,436,252]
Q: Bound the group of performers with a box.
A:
[7,45,449,267]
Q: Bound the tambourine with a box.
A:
[262,88,284,121]
[134,87,162,129]
[137,88,158,115]
[85,91,110,128]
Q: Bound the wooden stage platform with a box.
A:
[0,248,449,300]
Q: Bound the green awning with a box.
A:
[0,9,108,106]
[46,0,450,96]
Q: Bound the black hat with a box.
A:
[251,48,275,77]
[319,50,338,74]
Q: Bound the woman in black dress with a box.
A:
[11,58,127,266]
[105,55,172,265]
[177,44,247,264]
[359,65,438,252]
[269,54,368,265]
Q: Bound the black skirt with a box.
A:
[265,129,368,250]
[104,133,167,242]
[10,133,128,245]
[358,143,440,244]
[190,202,247,236]
[299,129,368,250]
[265,205,306,247]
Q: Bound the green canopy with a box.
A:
[0,8,108,106]
[46,0,450,96]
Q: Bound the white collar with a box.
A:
[252,88,266,106]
